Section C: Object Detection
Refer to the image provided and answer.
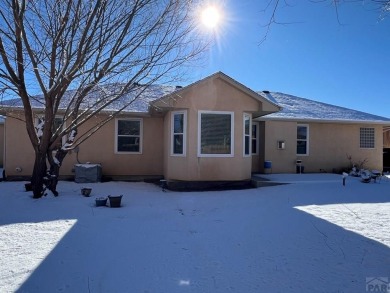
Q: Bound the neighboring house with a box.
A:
[1,72,389,187]
[0,116,4,167]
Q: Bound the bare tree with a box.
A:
[0,0,209,198]
[260,0,390,43]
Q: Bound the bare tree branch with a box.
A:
[0,0,210,197]
[260,0,390,43]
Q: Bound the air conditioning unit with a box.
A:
[74,163,102,183]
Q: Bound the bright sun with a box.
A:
[201,6,220,29]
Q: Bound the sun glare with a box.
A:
[201,6,220,29]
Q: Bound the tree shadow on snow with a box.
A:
[1,179,389,293]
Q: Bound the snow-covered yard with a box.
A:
[0,174,389,292]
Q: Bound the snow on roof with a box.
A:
[1,84,177,114]
[259,92,390,123]
[1,77,388,124]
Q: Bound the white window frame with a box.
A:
[171,110,187,156]
[297,124,309,156]
[251,121,259,155]
[115,118,143,154]
[360,127,375,149]
[243,113,251,157]
[197,110,234,158]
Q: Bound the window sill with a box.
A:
[197,154,234,158]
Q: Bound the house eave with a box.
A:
[256,117,390,125]
[252,110,280,118]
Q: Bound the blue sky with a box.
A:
[192,0,390,118]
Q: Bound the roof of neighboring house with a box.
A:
[0,84,177,114]
[259,91,390,124]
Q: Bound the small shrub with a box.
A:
[345,154,368,175]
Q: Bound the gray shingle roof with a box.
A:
[1,84,177,113]
[1,80,388,123]
[259,92,390,123]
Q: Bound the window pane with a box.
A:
[245,136,250,155]
[297,141,307,155]
[118,120,140,135]
[173,134,183,154]
[117,136,140,152]
[252,124,257,139]
[173,114,184,134]
[252,139,257,154]
[244,117,250,135]
[297,126,307,140]
[251,124,257,154]
[201,114,231,154]
[53,118,63,132]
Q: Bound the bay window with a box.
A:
[171,111,187,156]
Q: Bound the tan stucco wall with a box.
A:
[384,131,390,148]
[163,77,260,181]
[4,117,34,176]
[4,75,262,182]
[71,115,164,177]
[0,123,4,166]
[263,121,384,173]
[262,121,297,173]
[4,114,164,178]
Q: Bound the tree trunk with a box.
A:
[46,149,69,197]
[31,152,47,198]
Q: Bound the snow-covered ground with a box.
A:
[1,174,389,293]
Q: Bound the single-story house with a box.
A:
[1,72,390,187]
